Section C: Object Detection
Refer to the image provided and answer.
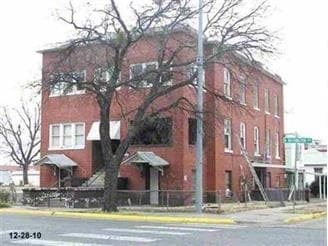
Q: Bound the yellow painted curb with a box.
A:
[0,208,235,225]
[284,211,327,224]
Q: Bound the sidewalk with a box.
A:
[1,201,326,226]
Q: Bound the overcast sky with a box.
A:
[0,0,327,162]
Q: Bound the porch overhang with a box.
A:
[252,162,287,169]
[34,154,77,170]
[121,151,169,173]
[86,121,120,141]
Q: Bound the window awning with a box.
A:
[34,154,77,168]
[87,121,120,140]
[122,151,169,172]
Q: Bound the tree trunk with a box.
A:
[103,159,119,212]
[23,165,29,185]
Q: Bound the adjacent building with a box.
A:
[37,27,285,203]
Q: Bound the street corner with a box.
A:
[283,211,327,224]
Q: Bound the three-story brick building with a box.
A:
[38,27,285,203]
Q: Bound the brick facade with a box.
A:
[39,30,285,199]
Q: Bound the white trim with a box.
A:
[224,149,234,154]
[253,107,260,111]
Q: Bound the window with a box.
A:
[130,62,158,87]
[132,117,172,145]
[275,132,280,159]
[63,124,72,147]
[223,68,231,98]
[265,129,271,158]
[75,123,85,146]
[240,122,246,150]
[225,171,232,190]
[267,172,271,188]
[188,118,197,145]
[264,89,270,113]
[274,95,279,117]
[50,125,60,148]
[187,64,198,86]
[253,82,259,109]
[239,78,246,104]
[94,67,121,91]
[50,71,86,96]
[224,119,232,152]
[254,126,260,155]
[49,123,85,149]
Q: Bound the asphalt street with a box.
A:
[0,214,326,246]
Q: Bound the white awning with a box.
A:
[87,121,120,140]
[34,154,77,168]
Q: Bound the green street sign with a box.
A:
[284,137,312,144]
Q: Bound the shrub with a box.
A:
[0,190,10,203]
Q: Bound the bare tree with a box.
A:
[0,102,41,185]
[42,0,277,211]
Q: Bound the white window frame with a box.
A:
[49,122,85,150]
[49,124,61,148]
[49,70,86,97]
[223,68,232,99]
[239,78,246,105]
[224,119,232,152]
[274,95,279,117]
[240,122,246,150]
[254,126,260,156]
[264,89,270,114]
[275,132,280,159]
[253,82,260,110]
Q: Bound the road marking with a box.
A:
[103,228,189,235]
[166,223,246,229]
[137,225,219,232]
[12,239,108,246]
[62,232,158,242]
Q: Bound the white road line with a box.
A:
[103,228,189,235]
[11,239,108,246]
[62,232,158,243]
[137,225,219,232]
[166,224,246,229]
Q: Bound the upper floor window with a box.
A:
[265,128,271,158]
[239,78,246,105]
[224,118,232,152]
[50,71,86,96]
[275,132,280,159]
[254,126,260,155]
[253,82,259,109]
[274,95,279,117]
[264,89,270,114]
[49,123,85,150]
[130,62,173,88]
[94,67,121,91]
[188,118,197,145]
[223,68,231,98]
[240,122,246,150]
[130,62,157,88]
[132,117,172,145]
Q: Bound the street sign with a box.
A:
[284,137,312,144]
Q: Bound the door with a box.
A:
[149,167,159,205]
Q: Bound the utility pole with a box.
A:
[195,0,204,213]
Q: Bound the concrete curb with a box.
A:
[284,212,327,224]
[0,208,235,225]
